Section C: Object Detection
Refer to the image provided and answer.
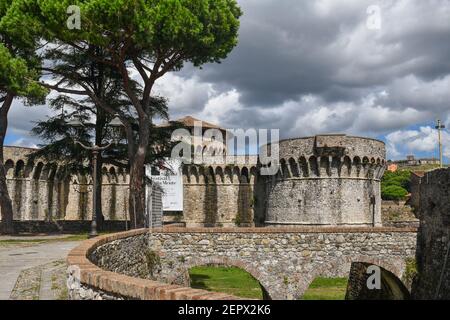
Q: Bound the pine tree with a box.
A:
[0,0,47,234]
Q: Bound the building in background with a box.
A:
[387,155,440,170]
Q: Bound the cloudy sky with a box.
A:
[6,0,450,162]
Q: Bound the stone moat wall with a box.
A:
[89,227,417,300]
[67,229,241,300]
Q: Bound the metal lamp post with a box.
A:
[68,114,124,238]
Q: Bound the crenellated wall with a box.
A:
[263,135,386,227]
[181,155,260,227]
[1,146,130,222]
[2,134,388,229]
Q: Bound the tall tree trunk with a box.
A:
[0,93,14,234]
[128,120,150,229]
[129,159,146,229]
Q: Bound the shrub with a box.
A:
[381,185,408,200]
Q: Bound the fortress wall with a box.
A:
[2,135,387,229]
[182,163,258,227]
[266,178,381,226]
[264,135,386,227]
[0,146,130,222]
[412,168,450,299]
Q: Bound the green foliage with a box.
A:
[189,266,263,299]
[402,257,417,289]
[382,185,408,200]
[381,170,411,200]
[3,0,241,67]
[0,0,46,102]
[382,170,411,190]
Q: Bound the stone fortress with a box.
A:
[263,135,386,227]
[0,116,387,229]
[47,116,446,300]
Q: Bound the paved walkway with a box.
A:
[0,239,81,300]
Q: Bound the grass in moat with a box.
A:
[189,267,349,300]
[189,266,264,299]
[301,277,348,300]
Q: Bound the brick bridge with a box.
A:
[144,227,417,299]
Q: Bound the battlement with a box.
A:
[264,135,386,227]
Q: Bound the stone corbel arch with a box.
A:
[295,255,408,300]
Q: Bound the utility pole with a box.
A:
[435,119,446,168]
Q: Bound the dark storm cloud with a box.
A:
[7,0,450,160]
[190,0,450,110]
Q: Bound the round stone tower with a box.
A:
[263,135,386,227]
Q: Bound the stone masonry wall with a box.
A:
[89,233,152,278]
[146,228,415,299]
[264,135,386,227]
[68,229,240,300]
[1,146,129,222]
[412,168,450,299]
[89,228,416,300]
[182,161,258,227]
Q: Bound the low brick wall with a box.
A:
[66,229,240,300]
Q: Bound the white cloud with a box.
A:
[386,126,450,160]
[198,89,243,125]
[9,137,38,149]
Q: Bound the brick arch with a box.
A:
[299,156,309,177]
[341,156,352,177]
[215,166,224,184]
[280,158,290,178]
[232,166,240,183]
[319,156,330,177]
[352,156,362,177]
[288,158,299,177]
[330,156,340,176]
[167,256,273,300]
[14,160,25,178]
[295,255,407,299]
[4,159,15,178]
[308,156,319,177]
[240,166,249,183]
[249,166,258,183]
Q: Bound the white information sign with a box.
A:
[148,159,183,211]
